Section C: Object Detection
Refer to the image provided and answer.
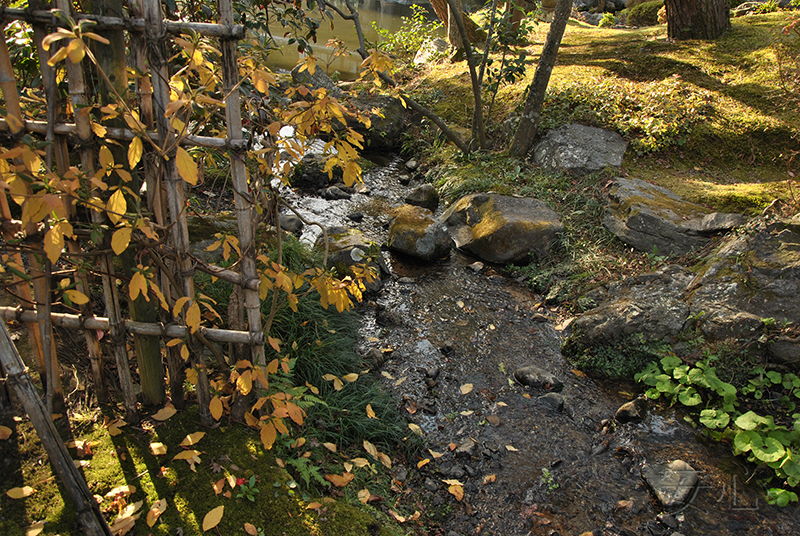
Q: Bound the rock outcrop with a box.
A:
[315,227,387,292]
[603,178,745,257]
[533,124,628,174]
[387,205,452,261]
[442,193,564,264]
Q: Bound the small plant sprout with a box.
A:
[236,475,260,502]
[540,467,559,493]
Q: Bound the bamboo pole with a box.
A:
[0,323,113,536]
[218,0,266,369]
[143,0,212,425]
[31,0,109,404]
[0,119,247,150]
[55,0,139,423]
[0,8,243,38]
[0,308,263,343]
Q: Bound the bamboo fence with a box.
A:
[0,0,268,529]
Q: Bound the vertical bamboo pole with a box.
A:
[0,28,65,413]
[217,0,266,369]
[31,0,109,404]
[0,323,113,536]
[143,0,212,425]
[55,0,139,424]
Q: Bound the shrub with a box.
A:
[627,0,664,26]
[657,5,667,23]
[598,12,617,27]
[371,5,443,59]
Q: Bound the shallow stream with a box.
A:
[267,154,800,535]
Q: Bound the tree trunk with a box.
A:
[665,0,730,41]
[509,0,571,158]
[429,0,483,46]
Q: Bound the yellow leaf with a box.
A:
[111,226,132,255]
[176,147,198,185]
[483,474,497,484]
[105,485,136,498]
[128,137,144,169]
[363,440,378,459]
[448,483,464,501]
[0,425,12,440]
[333,378,344,391]
[305,502,322,509]
[417,458,430,469]
[322,442,337,453]
[64,289,89,305]
[213,478,225,495]
[6,486,35,499]
[460,383,474,395]
[173,450,201,461]
[150,442,167,456]
[99,145,114,172]
[408,423,422,435]
[342,373,359,382]
[186,367,198,384]
[91,121,107,137]
[381,371,394,380]
[106,189,126,224]
[268,336,281,352]
[186,302,201,333]
[324,472,354,487]
[180,432,206,447]
[358,488,370,503]
[244,522,258,535]
[25,521,44,536]
[202,505,224,532]
[378,452,392,469]
[236,370,252,396]
[151,404,177,421]
[366,404,376,419]
[146,498,167,527]
[428,449,444,459]
[173,296,190,316]
[210,396,223,420]
[66,38,85,63]
[260,421,277,450]
[505,445,519,452]
[43,221,73,264]
[129,270,147,301]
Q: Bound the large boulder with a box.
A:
[533,124,628,174]
[603,177,745,257]
[442,193,564,264]
[387,205,452,261]
[405,184,440,212]
[687,217,800,362]
[315,227,387,292]
[347,95,406,151]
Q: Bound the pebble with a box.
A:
[424,477,439,491]
[615,397,648,424]
[539,392,565,412]
[455,437,479,458]
[347,212,364,222]
[405,159,418,170]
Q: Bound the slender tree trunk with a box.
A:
[665,0,730,41]
[509,0,571,158]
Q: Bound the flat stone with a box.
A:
[539,392,565,412]
[533,123,628,174]
[513,364,564,392]
[455,437,479,458]
[642,460,698,508]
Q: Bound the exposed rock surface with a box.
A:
[387,205,452,261]
[603,177,745,257]
[347,95,406,151]
[533,124,628,174]
[315,227,387,292]
[405,183,440,212]
[414,37,449,65]
[442,193,564,264]
[513,364,564,392]
[615,397,648,424]
[642,460,698,508]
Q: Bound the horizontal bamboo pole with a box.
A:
[0,8,244,38]
[0,307,263,345]
[0,119,247,151]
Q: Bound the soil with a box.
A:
[285,155,800,536]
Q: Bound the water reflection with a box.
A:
[264,0,440,78]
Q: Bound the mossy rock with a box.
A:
[627,0,664,26]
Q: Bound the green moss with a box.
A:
[626,0,665,26]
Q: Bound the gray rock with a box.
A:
[442,193,564,264]
[279,214,303,235]
[539,392,565,412]
[467,261,485,273]
[533,124,628,173]
[387,205,453,261]
[315,228,386,292]
[424,477,440,491]
[348,95,406,151]
[642,460,698,508]
[513,364,564,392]
[455,437,479,458]
[413,38,449,65]
[405,184,440,212]
[615,397,648,424]
[603,177,745,257]
[290,153,336,190]
[323,186,351,200]
[365,347,385,368]
[564,265,693,352]
[393,466,408,482]
[291,64,342,96]
[406,158,419,171]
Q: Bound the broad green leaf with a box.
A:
[678,387,702,406]
[752,437,785,463]
[735,411,769,431]
[733,430,762,454]
[699,408,730,429]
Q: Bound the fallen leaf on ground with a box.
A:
[7,486,35,499]
[460,410,474,416]
[212,478,225,495]
[460,383,473,395]
[25,521,44,536]
[202,505,224,532]
[150,442,167,456]
[105,485,136,498]
[483,474,497,484]
[351,457,370,467]
[324,472,354,487]
[505,445,519,452]
[244,523,258,535]
[180,432,206,446]
[358,488,370,503]
[363,440,378,458]
[377,452,392,469]
[394,376,407,386]
[151,404,177,421]
[109,500,142,536]
[322,442,337,453]
[417,458,430,469]
[497,401,508,407]
[305,502,322,509]
[173,450,201,460]
[380,371,394,380]
[408,423,422,435]
[428,449,444,458]
[0,425,11,440]
[366,404,376,419]
[146,499,167,527]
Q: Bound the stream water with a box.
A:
[270,155,800,535]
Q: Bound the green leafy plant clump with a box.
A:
[371,5,443,59]
[635,354,800,505]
